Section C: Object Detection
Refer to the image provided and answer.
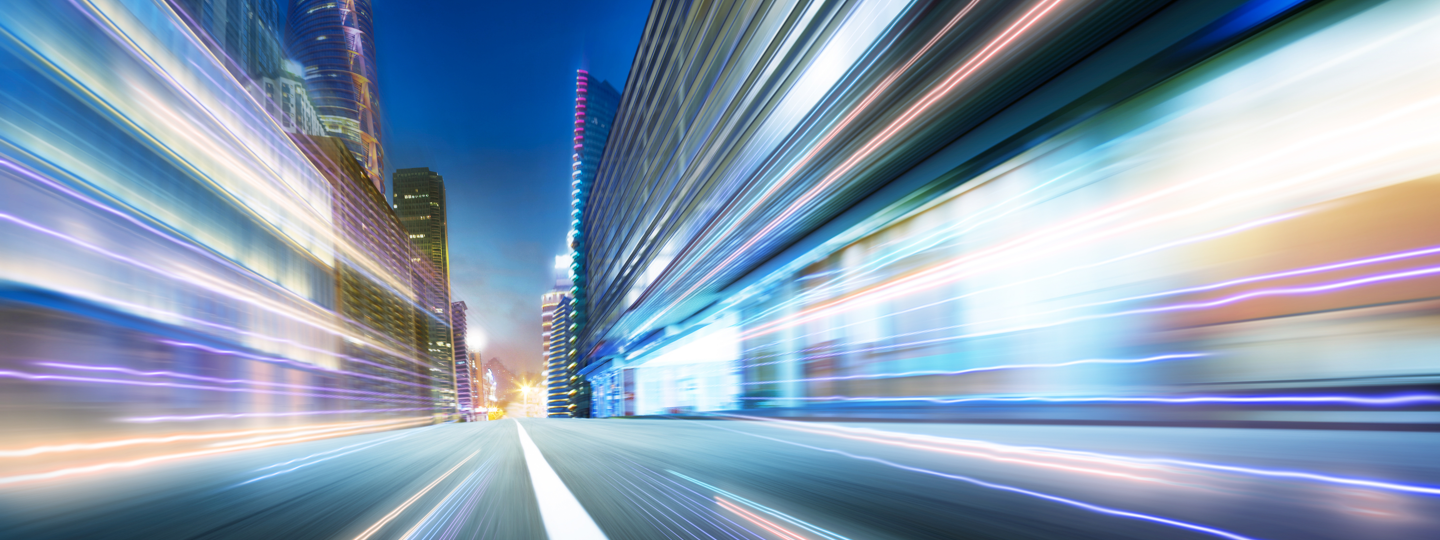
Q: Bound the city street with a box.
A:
[1,418,1436,540]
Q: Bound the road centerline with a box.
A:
[515,420,608,540]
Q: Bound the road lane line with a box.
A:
[515,420,608,540]
[353,449,480,540]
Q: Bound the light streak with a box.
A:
[352,449,481,540]
[238,429,425,486]
[743,417,1440,498]
[36,362,424,399]
[734,353,1204,386]
[620,464,767,540]
[399,458,497,540]
[701,423,1260,540]
[739,211,1305,346]
[671,471,854,540]
[737,105,1440,340]
[208,420,430,448]
[0,418,429,486]
[722,415,1440,498]
[735,255,1440,369]
[0,210,421,361]
[121,408,434,423]
[717,499,809,540]
[629,0,1017,332]
[0,419,413,458]
[161,340,441,387]
[744,394,1440,406]
[0,368,430,404]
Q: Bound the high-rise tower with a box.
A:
[565,71,621,418]
[393,167,453,412]
[451,300,471,419]
[286,0,385,191]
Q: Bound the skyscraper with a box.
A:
[286,0,385,191]
[567,72,621,334]
[451,300,471,419]
[394,167,454,413]
[542,290,571,417]
[565,71,621,417]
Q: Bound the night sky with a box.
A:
[372,0,652,375]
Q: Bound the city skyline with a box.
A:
[375,0,651,375]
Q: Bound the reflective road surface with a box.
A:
[2,418,1438,539]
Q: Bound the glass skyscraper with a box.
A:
[565,70,621,417]
[286,0,385,192]
[393,167,454,413]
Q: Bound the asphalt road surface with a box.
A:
[1,417,1437,539]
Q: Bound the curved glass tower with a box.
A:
[286,0,384,191]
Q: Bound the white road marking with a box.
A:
[515,420,608,539]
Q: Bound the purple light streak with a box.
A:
[722,414,1440,497]
[239,428,426,485]
[738,212,1308,352]
[732,254,1440,368]
[122,408,434,423]
[701,422,1259,540]
[0,368,430,404]
[741,394,1440,406]
[161,340,438,388]
[0,162,433,366]
[36,362,423,400]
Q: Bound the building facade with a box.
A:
[577,0,1404,425]
[252,60,325,136]
[286,0,386,191]
[393,167,455,414]
[176,0,284,81]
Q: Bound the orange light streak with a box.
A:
[0,418,431,486]
[757,420,1167,484]
[206,418,429,448]
[0,418,421,458]
[717,498,809,540]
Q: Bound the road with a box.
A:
[1,418,1437,539]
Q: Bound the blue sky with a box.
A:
[373,0,651,374]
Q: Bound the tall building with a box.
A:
[252,60,325,136]
[467,349,484,419]
[567,71,621,343]
[394,167,454,413]
[176,0,284,81]
[563,71,620,418]
[451,301,471,419]
[542,290,571,417]
[286,0,386,191]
